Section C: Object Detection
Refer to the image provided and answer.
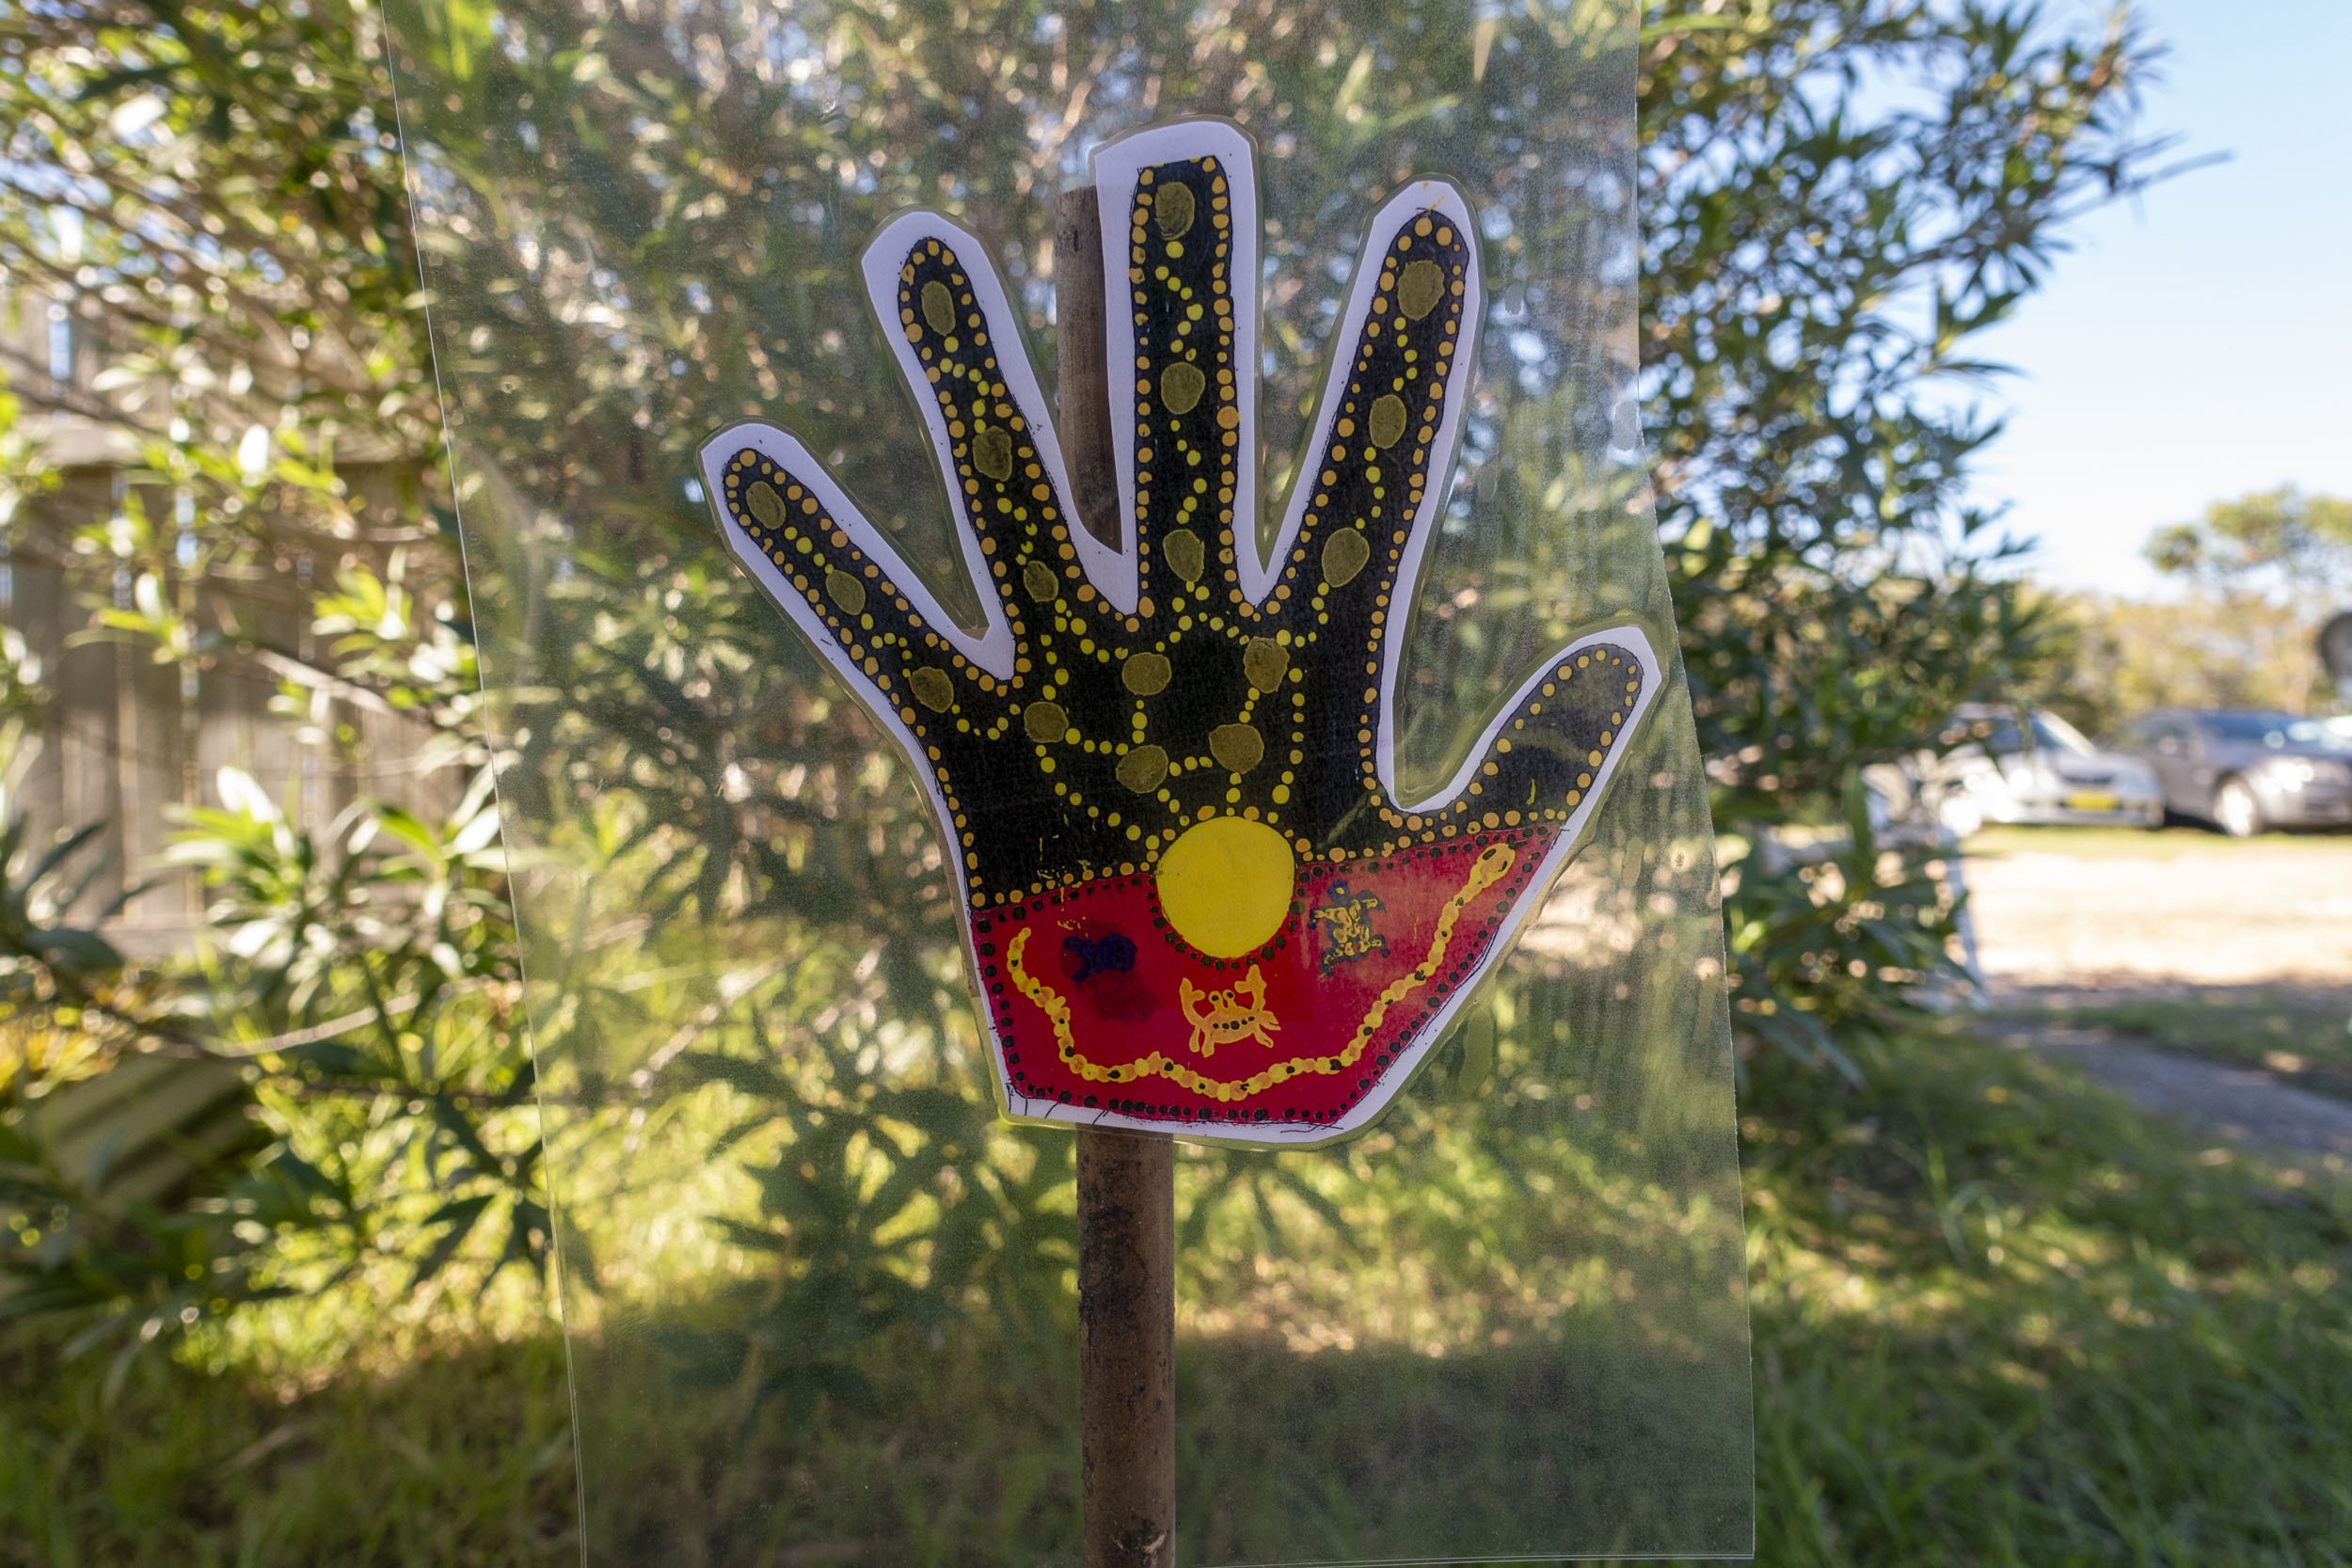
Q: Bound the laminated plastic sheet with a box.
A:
[387,1,1754,1560]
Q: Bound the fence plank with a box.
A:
[8,463,445,948]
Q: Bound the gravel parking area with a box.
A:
[1961,829,2352,993]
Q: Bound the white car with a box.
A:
[1931,706,2164,835]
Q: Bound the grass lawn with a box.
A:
[4,1028,2349,1566]
[1742,1028,2352,1565]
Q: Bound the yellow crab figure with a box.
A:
[1178,966,1281,1057]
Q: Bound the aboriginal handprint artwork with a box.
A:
[699,119,1659,1144]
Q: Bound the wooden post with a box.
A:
[1057,184,1177,1568]
[1075,1128,1176,1567]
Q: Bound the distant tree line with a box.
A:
[2035,487,2352,736]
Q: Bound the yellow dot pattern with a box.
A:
[714,186,1653,928]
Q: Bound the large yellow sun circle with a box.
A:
[1154,816,1297,958]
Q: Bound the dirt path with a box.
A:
[1959,830,2352,1164]
[1986,1020,2352,1163]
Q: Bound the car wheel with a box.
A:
[2212,777,2265,838]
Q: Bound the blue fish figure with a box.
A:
[1063,931,1137,982]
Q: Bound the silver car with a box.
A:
[1929,705,2164,834]
[2115,709,2352,836]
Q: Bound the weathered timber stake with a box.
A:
[1074,1126,1177,1568]
[1059,183,1178,1568]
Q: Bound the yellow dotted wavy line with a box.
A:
[1004,843,1517,1105]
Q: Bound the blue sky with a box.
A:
[1963,0,2352,595]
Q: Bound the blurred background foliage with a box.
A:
[0,0,2216,1559]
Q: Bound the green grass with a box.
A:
[5,1030,2350,1565]
[1740,1028,2352,1564]
[0,1331,577,1568]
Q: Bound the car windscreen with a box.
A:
[1940,715,2023,753]
[2030,712,2098,756]
[2201,712,2298,745]
[2282,719,2352,752]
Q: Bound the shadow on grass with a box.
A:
[9,1030,2352,1567]
[0,1327,578,1568]
[1739,1029,2352,1567]
[563,1304,1750,1565]
[2,1273,1747,1566]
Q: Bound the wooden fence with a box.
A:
[0,302,461,1216]
[6,286,453,952]
[6,476,454,952]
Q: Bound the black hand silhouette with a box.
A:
[701,119,1656,1141]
